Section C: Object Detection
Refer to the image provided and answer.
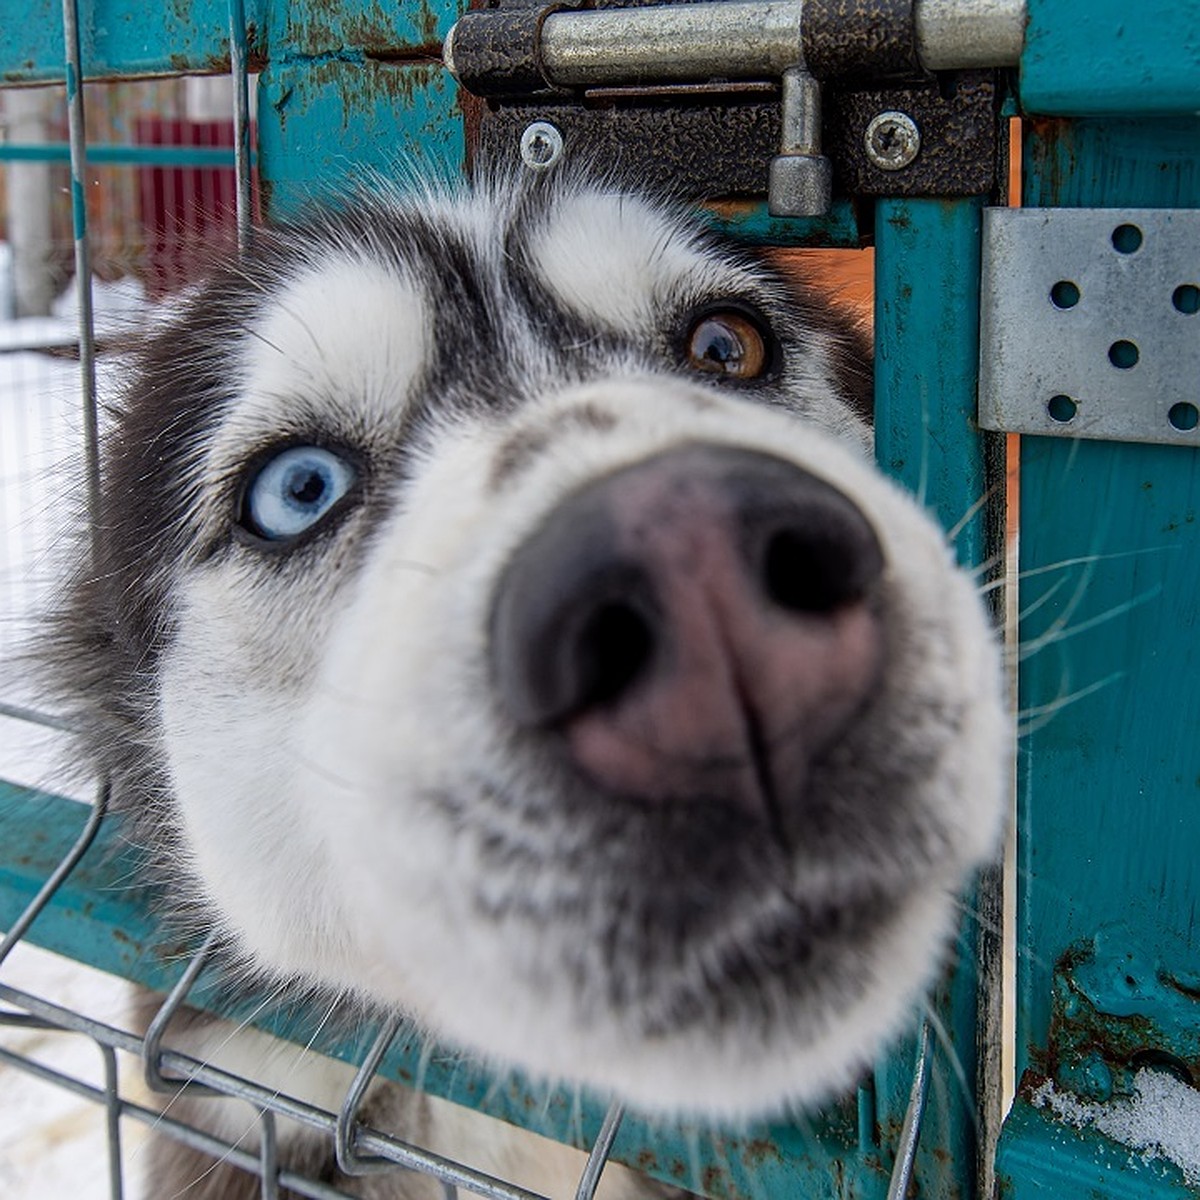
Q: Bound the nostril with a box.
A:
[764,528,861,613]
[573,600,655,710]
[761,509,883,615]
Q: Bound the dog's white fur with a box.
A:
[50,177,1006,1189]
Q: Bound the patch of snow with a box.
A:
[0,275,150,353]
[1033,1069,1200,1186]
[50,273,149,327]
[0,346,92,790]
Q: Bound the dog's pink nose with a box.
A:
[489,445,885,828]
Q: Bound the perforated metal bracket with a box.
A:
[979,207,1200,446]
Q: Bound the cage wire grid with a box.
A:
[0,1,938,1196]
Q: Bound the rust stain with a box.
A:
[1021,117,1079,204]
[634,1149,658,1173]
[742,1136,784,1167]
[281,0,440,60]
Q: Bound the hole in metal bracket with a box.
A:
[1111,223,1143,254]
[1050,280,1080,309]
[1048,394,1077,423]
[1173,284,1200,314]
[1168,402,1199,432]
[1108,340,1139,369]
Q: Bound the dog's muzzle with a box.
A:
[489,444,885,835]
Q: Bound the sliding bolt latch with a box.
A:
[768,66,831,217]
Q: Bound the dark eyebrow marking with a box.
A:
[489,404,618,492]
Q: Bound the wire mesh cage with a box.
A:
[0,34,619,1200]
[0,30,603,1200]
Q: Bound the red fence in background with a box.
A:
[134,117,255,297]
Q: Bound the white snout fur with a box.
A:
[159,373,1006,1119]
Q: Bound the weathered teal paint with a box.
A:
[256,59,463,219]
[998,1099,1199,1198]
[997,111,1200,1197]
[0,142,241,164]
[0,0,458,83]
[0,0,264,81]
[271,0,449,61]
[875,197,995,562]
[1022,0,1200,117]
[705,199,863,249]
[873,196,1004,1200]
[0,784,180,990]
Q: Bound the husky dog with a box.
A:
[46,174,1006,1193]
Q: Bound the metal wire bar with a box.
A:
[885,1020,933,1200]
[573,1100,624,1200]
[1,981,554,1200]
[60,0,101,556]
[98,1041,125,1200]
[260,1108,281,1200]
[0,781,109,971]
[0,142,243,165]
[335,1012,403,1174]
[0,1010,61,1031]
[143,931,222,1096]
[0,700,77,732]
[0,982,143,1054]
[228,0,254,254]
[0,1042,358,1200]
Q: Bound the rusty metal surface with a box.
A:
[460,0,1004,206]
[445,6,561,97]
[474,70,1003,204]
[1050,935,1200,1102]
[825,71,1002,196]
[802,0,921,80]
[475,92,783,197]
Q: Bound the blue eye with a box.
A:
[241,446,357,542]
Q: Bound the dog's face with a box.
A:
[57,178,1006,1119]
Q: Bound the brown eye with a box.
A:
[684,311,770,379]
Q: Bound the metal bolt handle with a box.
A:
[769,66,832,216]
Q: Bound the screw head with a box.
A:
[864,111,921,171]
[519,121,564,171]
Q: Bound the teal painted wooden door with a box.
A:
[997,3,1200,1194]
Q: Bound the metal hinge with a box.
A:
[444,0,1025,215]
[979,207,1200,447]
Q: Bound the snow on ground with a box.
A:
[0,341,87,792]
[0,943,153,1200]
[0,276,147,789]
[1032,1070,1200,1186]
[1,282,155,1197]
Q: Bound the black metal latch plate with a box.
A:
[457,0,1005,208]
